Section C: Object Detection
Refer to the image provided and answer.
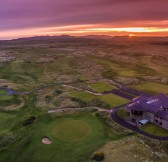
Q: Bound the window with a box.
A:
[159,122,162,125]
[155,119,158,123]
[131,110,143,116]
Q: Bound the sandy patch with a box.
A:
[42,137,52,145]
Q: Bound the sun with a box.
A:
[129,34,136,37]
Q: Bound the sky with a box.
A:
[0,0,168,39]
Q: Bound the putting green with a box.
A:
[51,119,92,142]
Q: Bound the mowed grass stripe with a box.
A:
[90,82,114,93]
[99,94,128,108]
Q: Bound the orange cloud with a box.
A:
[0,23,168,40]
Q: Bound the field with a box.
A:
[0,37,168,161]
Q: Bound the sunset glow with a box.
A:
[0,0,168,39]
[1,25,168,40]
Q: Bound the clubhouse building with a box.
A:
[126,94,168,130]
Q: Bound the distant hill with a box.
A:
[0,35,168,44]
[81,35,114,40]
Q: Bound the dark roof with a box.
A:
[158,94,168,108]
[128,93,168,114]
[128,102,145,111]
[156,110,168,121]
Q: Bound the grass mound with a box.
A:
[51,119,92,142]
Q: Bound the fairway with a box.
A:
[132,82,168,94]
[0,95,13,101]
[0,111,17,134]
[99,94,128,108]
[90,82,114,92]
[51,119,92,142]
[70,91,96,101]
[0,89,8,94]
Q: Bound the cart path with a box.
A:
[48,106,110,113]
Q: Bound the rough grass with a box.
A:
[90,82,114,92]
[119,70,136,77]
[99,94,128,108]
[89,137,162,162]
[132,82,168,94]
[140,122,168,137]
[117,109,129,119]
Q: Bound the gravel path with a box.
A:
[48,106,110,113]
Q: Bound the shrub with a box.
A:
[134,64,156,75]
[91,152,104,161]
[71,97,88,107]
[88,98,111,109]
[102,69,117,79]
[0,132,17,149]
[54,89,63,95]
[22,116,36,126]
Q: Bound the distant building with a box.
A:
[125,94,168,130]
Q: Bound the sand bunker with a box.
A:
[42,137,52,145]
